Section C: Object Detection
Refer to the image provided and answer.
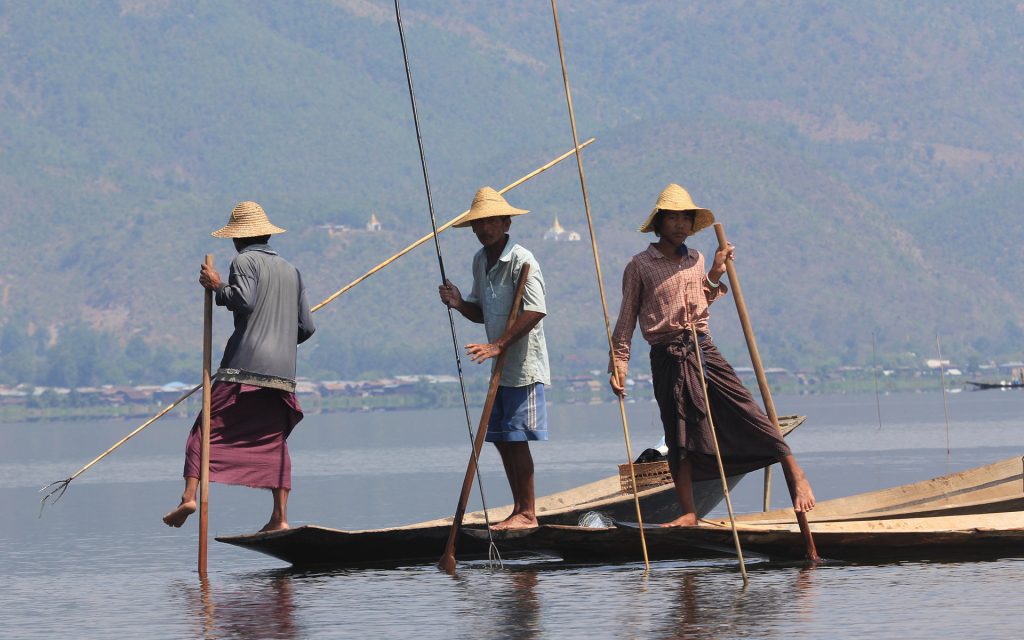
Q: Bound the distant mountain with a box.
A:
[1,0,1021,385]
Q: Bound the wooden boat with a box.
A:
[469,455,1024,562]
[217,415,805,567]
[965,380,1023,390]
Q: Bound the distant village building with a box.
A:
[320,213,383,237]
[543,216,581,242]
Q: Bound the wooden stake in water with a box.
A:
[936,334,951,456]
[872,331,883,431]
[198,254,213,577]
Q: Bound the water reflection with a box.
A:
[658,565,819,639]
[180,571,298,639]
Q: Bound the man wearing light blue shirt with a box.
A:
[439,187,550,530]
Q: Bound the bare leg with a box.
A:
[163,476,199,527]
[260,488,290,532]
[495,442,523,517]
[491,442,538,530]
[779,455,816,512]
[662,458,699,527]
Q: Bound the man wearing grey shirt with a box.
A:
[164,201,315,533]
[438,187,550,530]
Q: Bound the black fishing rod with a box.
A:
[391,0,500,566]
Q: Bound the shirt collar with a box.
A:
[239,243,278,256]
[496,235,516,263]
[645,243,693,261]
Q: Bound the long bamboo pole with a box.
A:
[690,325,748,584]
[713,223,820,562]
[438,264,531,574]
[311,138,593,313]
[549,0,649,571]
[198,255,213,577]
[39,142,593,511]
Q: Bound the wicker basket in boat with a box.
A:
[618,461,672,493]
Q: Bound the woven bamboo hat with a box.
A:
[452,187,529,228]
[638,184,715,234]
[212,201,286,238]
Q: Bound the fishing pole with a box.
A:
[549,0,650,571]
[392,0,501,567]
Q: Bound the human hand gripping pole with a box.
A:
[713,223,820,562]
[438,263,531,574]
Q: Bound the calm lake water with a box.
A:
[2,391,1022,639]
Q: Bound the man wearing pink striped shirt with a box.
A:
[609,184,815,527]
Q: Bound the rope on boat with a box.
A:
[690,325,749,584]
[392,0,501,566]
[37,140,594,517]
[548,0,650,571]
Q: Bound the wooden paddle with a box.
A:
[713,224,820,562]
[438,263,531,574]
[198,254,213,577]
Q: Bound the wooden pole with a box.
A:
[936,334,952,456]
[549,0,649,570]
[198,254,213,577]
[690,325,748,584]
[439,264,531,574]
[713,223,820,562]
[311,139,593,313]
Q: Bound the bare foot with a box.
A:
[163,499,196,527]
[259,520,289,533]
[793,477,816,513]
[490,513,538,531]
[660,513,699,528]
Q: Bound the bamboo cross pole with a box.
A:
[39,142,593,512]
[690,325,748,584]
[713,223,820,562]
[438,264,531,574]
[311,138,593,312]
[198,255,213,577]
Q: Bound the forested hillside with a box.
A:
[1,1,1021,385]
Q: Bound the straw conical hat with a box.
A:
[212,201,287,238]
[638,184,715,233]
[452,187,529,228]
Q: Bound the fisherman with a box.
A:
[163,201,315,532]
[609,184,815,527]
[438,187,550,531]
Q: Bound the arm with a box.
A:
[466,310,544,363]
[438,280,484,323]
[609,260,642,396]
[296,271,316,344]
[209,256,257,313]
[704,243,733,303]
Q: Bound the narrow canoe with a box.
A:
[216,415,805,567]
[470,455,1024,563]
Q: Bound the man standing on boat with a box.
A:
[163,201,315,532]
[609,184,815,527]
[438,187,550,531]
